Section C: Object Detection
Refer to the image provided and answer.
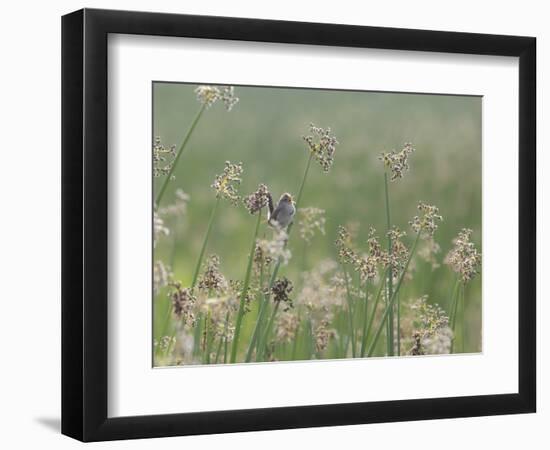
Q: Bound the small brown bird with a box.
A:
[267,193,296,229]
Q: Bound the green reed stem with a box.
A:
[342,264,356,358]
[258,301,280,361]
[460,283,466,353]
[383,172,394,356]
[155,104,206,209]
[396,291,401,356]
[191,197,220,290]
[204,312,212,364]
[214,311,230,364]
[449,278,461,353]
[367,233,420,357]
[361,270,387,356]
[360,282,369,357]
[246,293,269,362]
[230,211,263,363]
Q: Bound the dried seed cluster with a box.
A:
[169,282,197,325]
[211,161,243,204]
[379,142,415,181]
[444,228,482,283]
[198,254,227,294]
[297,207,326,243]
[409,296,452,355]
[243,183,270,214]
[270,277,294,311]
[303,123,339,173]
[195,85,239,111]
[153,136,176,178]
[409,202,443,237]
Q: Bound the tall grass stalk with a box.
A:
[361,270,387,357]
[359,282,369,357]
[191,197,220,290]
[342,264,356,357]
[230,211,263,363]
[155,104,206,209]
[449,277,461,353]
[367,232,420,357]
[383,172,395,356]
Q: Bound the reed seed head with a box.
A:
[195,85,239,111]
[275,311,299,344]
[270,277,294,311]
[335,225,357,264]
[379,142,415,181]
[211,161,243,204]
[157,189,190,217]
[409,296,452,355]
[297,207,326,243]
[198,254,228,294]
[444,228,482,283]
[256,228,292,266]
[153,212,170,247]
[153,136,176,178]
[243,183,270,214]
[169,282,197,325]
[303,123,339,173]
[409,201,443,237]
[154,260,172,295]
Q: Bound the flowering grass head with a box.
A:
[409,201,443,237]
[335,225,357,265]
[243,183,270,214]
[153,136,176,178]
[297,207,326,243]
[198,254,227,294]
[195,85,239,111]
[379,142,415,181]
[211,161,243,204]
[303,123,339,173]
[270,277,294,311]
[169,282,197,325]
[445,228,482,283]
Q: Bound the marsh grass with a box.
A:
[152,84,482,366]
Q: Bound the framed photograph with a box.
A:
[61,8,536,442]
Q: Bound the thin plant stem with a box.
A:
[362,269,388,356]
[342,264,356,358]
[360,281,369,357]
[230,211,263,363]
[449,278,461,353]
[204,312,212,364]
[291,313,301,360]
[245,292,269,362]
[367,233,420,357]
[383,172,394,356]
[461,283,466,352]
[258,301,280,361]
[155,104,206,209]
[191,197,220,290]
[396,291,401,356]
[214,311,230,364]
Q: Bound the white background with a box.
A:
[0,0,546,448]
[109,35,518,417]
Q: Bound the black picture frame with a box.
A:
[61,8,536,442]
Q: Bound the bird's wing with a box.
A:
[270,204,282,222]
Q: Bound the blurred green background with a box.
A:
[153,83,482,352]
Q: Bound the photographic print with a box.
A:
[152,83,482,367]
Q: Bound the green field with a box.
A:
[153,83,482,365]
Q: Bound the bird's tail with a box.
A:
[267,192,274,220]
